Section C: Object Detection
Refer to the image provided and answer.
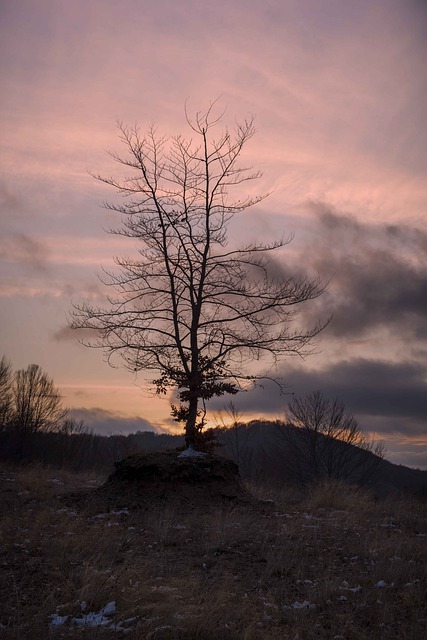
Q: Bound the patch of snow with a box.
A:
[340,581,361,593]
[49,601,118,630]
[375,580,386,588]
[76,602,120,627]
[49,614,69,627]
[100,601,116,616]
[178,447,206,458]
[284,600,316,610]
[347,586,361,593]
[292,600,316,610]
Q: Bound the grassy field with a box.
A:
[0,463,425,639]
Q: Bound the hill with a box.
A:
[215,420,427,497]
[0,421,425,497]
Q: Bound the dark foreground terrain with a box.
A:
[0,456,426,639]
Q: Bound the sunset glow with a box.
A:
[1,0,426,468]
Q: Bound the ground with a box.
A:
[0,455,426,639]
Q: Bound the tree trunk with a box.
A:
[185,395,199,448]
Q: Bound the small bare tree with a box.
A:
[281,391,385,484]
[72,104,326,448]
[0,356,13,430]
[12,364,66,434]
[215,403,249,471]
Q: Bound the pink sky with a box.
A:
[1,0,426,468]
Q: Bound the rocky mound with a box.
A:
[101,450,248,507]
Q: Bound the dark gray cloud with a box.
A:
[288,359,427,425]
[321,256,427,339]
[210,358,427,437]
[298,204,427,341]
[67,407,160,436]
[0,233,51,272]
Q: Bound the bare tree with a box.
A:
[281,391,385,484]
[215,403,250,472]
[12,364,67,434]
[71,103,326,448]
[0,356,13,430]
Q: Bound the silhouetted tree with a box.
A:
[282,391,385,484]
[72,103,326,448]
[12,364,66,435]
[0,356,13,430]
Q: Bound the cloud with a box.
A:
[210,358,427,434]
[296,359,427,423]
[298,205,427,341]
[0,233,51,272]
[377,433,427,470]
[67,407,160,435]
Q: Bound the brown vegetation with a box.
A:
[0,460,425,639]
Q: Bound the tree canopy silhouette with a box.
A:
[71,103,326,448]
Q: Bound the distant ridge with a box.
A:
[130,421,427,497]
[215,420,427,497]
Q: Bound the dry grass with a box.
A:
[0,466,426,639]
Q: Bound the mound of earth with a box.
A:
[97,450,249,508]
